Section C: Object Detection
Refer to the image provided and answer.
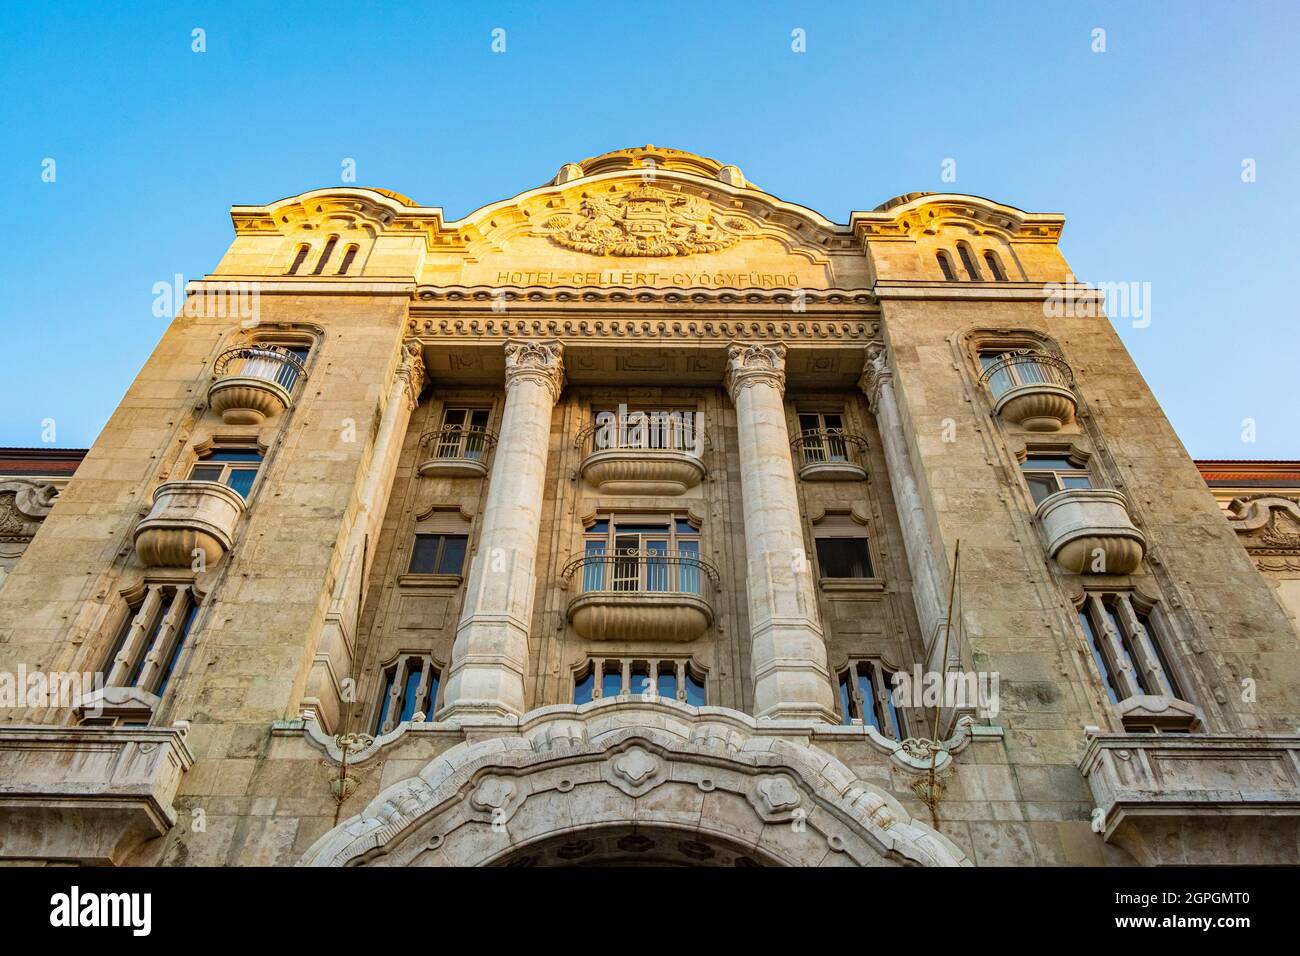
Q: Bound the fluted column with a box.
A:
[725,343,837,722]
[859,342,948,662]
[440,340,564,720]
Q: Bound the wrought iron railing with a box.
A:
[562,549,719,598]
[978,351,1073,400]
[213,345,307,394]
[418,426,498,463]
[576,415,708,457]
[790,428,868,467]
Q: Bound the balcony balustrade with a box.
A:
[790,428,868,481]
[207,345,306,424]
[563,549,718,642]
[1036,487,1145,574]
[133,480,246,568]
[576,417,706,496]
[979,352,1077,432]
[417,426,497,478]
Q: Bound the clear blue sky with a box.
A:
[1,1,1296,457]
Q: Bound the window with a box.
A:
[1020,453,1091,506]
[336,244,359,275]
[589,406,701,453]
[936,250,957,281]
[796,411,850,464]
[838,660,903,738]
[978,348,1071,401]
[408,533,468,575]
[435,407,492,461]
[311,235,338,275]
[245,340,310,392]
[574,657,706,705]
[1077,593,1188,726]
[983,249,1008,281]
[189,446,263,499]
[104,584,200,700]
[374,653,440,734]
[956,242,982,280]
[581,515,702,594]
[286,244,311,275]
[812,513,875,579]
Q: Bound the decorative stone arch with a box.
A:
[298,701,970,867]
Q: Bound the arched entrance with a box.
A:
[298,701,970,867]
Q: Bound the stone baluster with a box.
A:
[725,342,837,722]
[439,340,565,720]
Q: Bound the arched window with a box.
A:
[936,250,957,281]
[956,242,982,280]
[336,244,359,275]
[983,249,1008,281]
[311,235,338,275]
[286,244,310,275]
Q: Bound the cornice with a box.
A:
[871,280,1105,304]
[411,284,876,313]
[407,313,879,342]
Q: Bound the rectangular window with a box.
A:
[1020,454,1091,506]
[373,654,440,735]
[816,537,874,578]
[574,658,706,706]
[838,661,902,738]
[408,534,468,575]
[105,585,200,703]
[1078,593,1190,727]
[436,408,492,460]
[189,447,262,499]
[581,515,702,594]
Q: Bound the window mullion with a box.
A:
[1090,595,1140,699]
[108,585,165,687]
[135,586,190,693]
[1115,594,1173,696]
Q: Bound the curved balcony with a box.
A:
[207,346,306,425]
[133,480,246,568]
[576,421,706,496]
[790,429,868,481]
[980,352,1077,432]
[417,426,497,479]
[562,550,718,642]
[1036,488,1145,574]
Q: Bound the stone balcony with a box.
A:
[790,428,868,481]
[980,352,1077,432]
[563,549,718,642]
[134,480,246,568]
[1036,488,1145,574]
[576,422,705,495]
[0,725,194,864]
[417,425,497,479]
[1080,731,1300,865]
[207,345,306,424]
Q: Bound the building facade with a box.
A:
[2,146,1298,867]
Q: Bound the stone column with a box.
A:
[440,340,564,721]
[859,342,949,665]
[304,339,425,731]
[725,343,837,722]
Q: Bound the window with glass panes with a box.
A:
[436,407,491,460]
[189,447,263,499]
[837,660,902,738]
[1076,592,1186,714]
[1020,453,1092,506]
[581,515,701,594]
[407,533,468,575]
[796,411,850,464]
[812,513,875,579]
[103,583,200,700]
[374,654,440,734]
[573,657,706,705]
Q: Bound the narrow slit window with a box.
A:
[936,250,957,281]
[286,244,311,275]
[336,244,359,275]
[311,236,338,275]
[957,242,982,280]
[983,249,1008,281]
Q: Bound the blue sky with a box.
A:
[1,1,1296,457]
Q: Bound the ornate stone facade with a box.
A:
[1,146,1298,867]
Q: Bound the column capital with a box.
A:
[504,339,565,403]
[724,342,786,401]
[858,341,894,413]
[396,339,427,410]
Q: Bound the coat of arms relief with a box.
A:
[542,184,756,257]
